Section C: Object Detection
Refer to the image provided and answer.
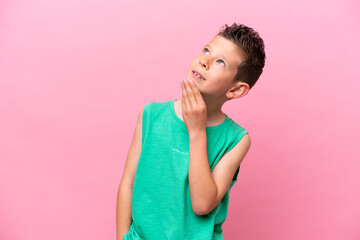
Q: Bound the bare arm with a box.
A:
[189,132,251,215]
[188,130,215,215]
[116,106,144,240]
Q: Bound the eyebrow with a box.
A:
[204,44,228,62]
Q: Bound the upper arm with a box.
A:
[120,106,144,189]
[208,133,251,212]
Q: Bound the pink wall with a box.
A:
[1,0,359,239]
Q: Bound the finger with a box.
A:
[182,79,192,109]
[188,79,205,105]
[183,79,197,107]
[181,79,191,112]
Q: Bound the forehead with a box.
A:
[206,35,246,67]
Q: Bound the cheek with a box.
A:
[218,73,235,87]
[223,70,237,80]
[192,57,200,65]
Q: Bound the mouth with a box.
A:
[192,70,206,80]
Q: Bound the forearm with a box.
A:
[116,181,133,240]
[188,130,217,215]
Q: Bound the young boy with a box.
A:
[116,23,266,240]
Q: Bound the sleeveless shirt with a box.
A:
[123,99,248,240]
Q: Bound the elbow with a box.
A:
[192,205,208,216]
[192,201,214,216]
[190,181,218,215]
[191,188,218,215]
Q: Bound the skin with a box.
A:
[117,36,254,239]
[178,35,252,215]
[176,35,250,125]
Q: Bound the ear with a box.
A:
[225,82,250,99]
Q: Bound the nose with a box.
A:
[199,57,209,69]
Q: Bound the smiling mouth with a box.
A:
[192,70,206,80]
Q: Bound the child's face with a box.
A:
[186,35,246,98]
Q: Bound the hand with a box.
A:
[180,78,207,135]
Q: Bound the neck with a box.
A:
[201,93,227,125]
[175,93,229,126]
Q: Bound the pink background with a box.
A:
[1,0,359,239]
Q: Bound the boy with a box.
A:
[116,23,266,240]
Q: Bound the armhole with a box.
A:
[224,130,249,155]
[230,165,241,189]
[232,165,240,182]
[226,130,249,182]
[141,102,152,147]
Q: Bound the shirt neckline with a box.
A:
[169,99,229,130]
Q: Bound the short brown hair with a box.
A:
[217,23,266,89]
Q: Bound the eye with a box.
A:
[217,60,225,66]
[203,48,209,55]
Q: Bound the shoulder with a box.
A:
[227,130,251,157]
[141,100,174,128]
[236,133,251,150]
[143,99,172,112]
[225,115,248,133]
[221,115,249,151]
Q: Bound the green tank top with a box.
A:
[123,99,248,240]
